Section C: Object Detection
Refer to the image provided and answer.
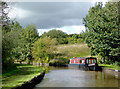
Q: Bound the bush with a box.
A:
[105,61,114,65]
[113,61,120,66]
[32,37,57,64]
[98,60,103,64]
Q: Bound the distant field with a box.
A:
[55,43,90,59]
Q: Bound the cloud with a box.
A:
[37,25,86,36]
[8,7,33,19]
[9,2,94,29]
[61,25,85,34]
[9,2,107,35]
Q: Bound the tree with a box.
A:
[2,21,24,69]
[1,1,14,69]
[1,1,40,70]
[21,25,39,64]
[2,19,39,68]
[0,1,11,32]
[67,34,84,44]
[41,29,68,44]
[32,37,57,65]
[83,2,120,63]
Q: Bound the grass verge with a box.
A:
[56,43,90,58]
[98,64,120,70]
[49,43,91,65]
[2,63,45,88]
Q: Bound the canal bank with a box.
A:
[2,64,45,89]
[13,70,45,89]
[102,68,120,80]
[98,64,120,81]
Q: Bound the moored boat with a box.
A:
[69,57,98,71]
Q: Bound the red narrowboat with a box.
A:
[69,57,98,71]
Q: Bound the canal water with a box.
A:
[34,66,119,88]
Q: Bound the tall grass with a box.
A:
[56,43,90,59]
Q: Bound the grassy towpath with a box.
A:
[99,64,120,70]
[2,64,45,88]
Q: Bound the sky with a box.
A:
[8,0,108,35]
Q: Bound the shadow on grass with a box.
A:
[3,64,43,79]
[15,63,32,67]
[11,67,42,76]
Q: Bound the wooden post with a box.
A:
[103,57,105,64]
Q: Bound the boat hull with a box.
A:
[68,64,98,71]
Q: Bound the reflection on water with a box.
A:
[35,66,119,87]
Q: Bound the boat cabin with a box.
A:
[69,57,97,65]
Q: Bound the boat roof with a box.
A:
[70,57,97,60]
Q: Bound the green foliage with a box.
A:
[0,2,11,32]
[1,2,18,70]
[20,25,39,63]
[83,2,120,63]
[49,59,68,66]
[0,27,2,63]
[113,61,120,66]
[41,29,85,45]
[2,29,20,69]
[67,34,84,44]
[2,21,26,69]
[41,29,68,44]
[97,60,103,64]
[32,37,57,64]
[2,19,39,69]
[99,63,120,70]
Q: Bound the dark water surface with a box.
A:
[34,66,119,88]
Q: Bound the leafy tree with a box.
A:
[2,21,24,69]
[83,2,120,63]
[67,34,84,44]
[1,1,14,69]
[2,20,39,68]
[21,25,39,64]
[67,37,73,44]
[0,27,1,64]
[32,37,57,65]
[41,29,68,44]
[72,34,78,43]
[9,22,25,63]
[0,1,11,32]
[1,1,40,69]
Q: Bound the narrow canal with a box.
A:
[34,66,119,88]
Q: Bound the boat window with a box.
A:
[89,60,91,64]
[72,60,74,63]
[92,60,93,63]
[94,60,96,63]
[74,60,76,63]
[80,60,82,63]
[86,59,88,63]
[82,60,84,64]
